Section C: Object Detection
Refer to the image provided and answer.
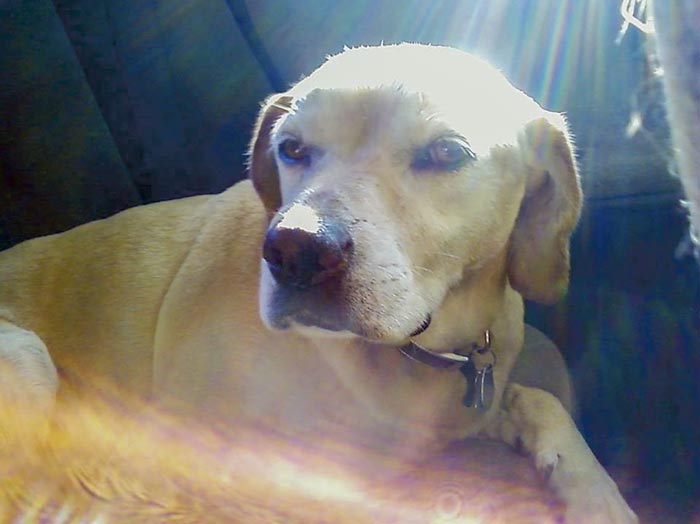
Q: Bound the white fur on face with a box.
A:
[260,45,538,344]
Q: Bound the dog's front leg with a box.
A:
[0,319,58,443]
[486,383,638,524]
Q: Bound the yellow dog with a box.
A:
[0,44,636,523]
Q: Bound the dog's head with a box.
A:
[248,44,581,346]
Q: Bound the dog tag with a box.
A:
[460,361,495,411]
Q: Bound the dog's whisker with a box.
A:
[422,111,442,122]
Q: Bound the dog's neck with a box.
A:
[405,251,508,358]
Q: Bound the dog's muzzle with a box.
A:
[263,214,354,289]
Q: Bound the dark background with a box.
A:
[1,0,698,519]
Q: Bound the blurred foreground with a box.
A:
[1,374,561,523]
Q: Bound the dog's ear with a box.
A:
[508,114,582,304]
[248,94,293,216]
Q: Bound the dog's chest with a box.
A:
[204,334,491,457]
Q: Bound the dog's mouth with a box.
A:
[408,314,432,337]
[304,313,432,342]
[259,210,437,344]
[271,299,434,346]
[287,309,351,334]
[262,257,436,344]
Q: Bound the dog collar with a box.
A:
[398,341,470,368]
[399,329,492,369]
[399,330,496,410]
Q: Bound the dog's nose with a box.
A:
[263,220,353,289]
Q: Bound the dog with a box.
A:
[0,43,637,523]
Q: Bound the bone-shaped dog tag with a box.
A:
[460,361,494,410]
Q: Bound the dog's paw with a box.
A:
[502,384,638,524]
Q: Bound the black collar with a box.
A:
[398,330,492,369]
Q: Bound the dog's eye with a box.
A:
[413,137,476,172]
[278,138,310,166]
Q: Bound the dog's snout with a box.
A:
[263,221,353,289]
